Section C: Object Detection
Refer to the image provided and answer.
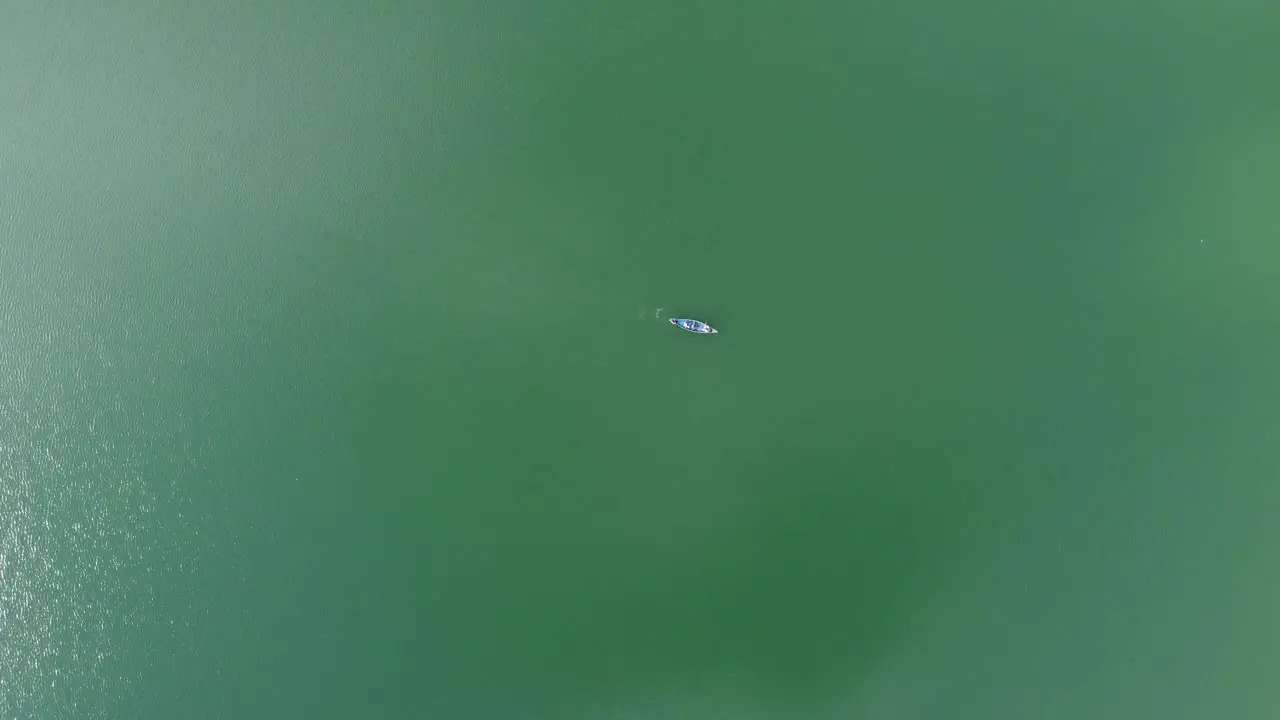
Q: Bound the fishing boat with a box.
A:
[670,318,718,334]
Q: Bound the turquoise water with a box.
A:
[2,2,1278,718]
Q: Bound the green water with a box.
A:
[2,2,1279,718]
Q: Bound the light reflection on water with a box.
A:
[1,398,142,717]
[0,327,215,718]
